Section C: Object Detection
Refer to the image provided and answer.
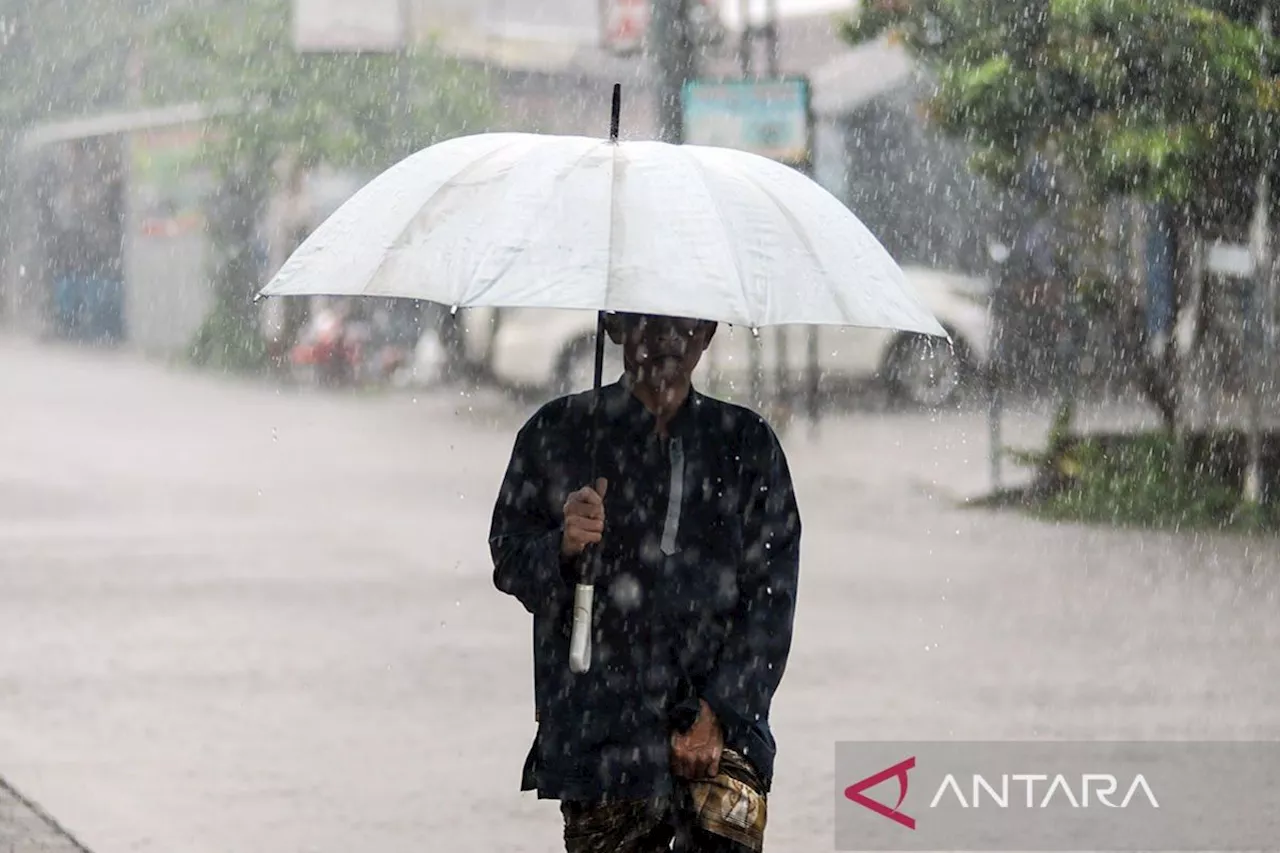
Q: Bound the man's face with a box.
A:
[606,313,717,390]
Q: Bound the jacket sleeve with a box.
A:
[703,422,802,754]
[489,420,573,618]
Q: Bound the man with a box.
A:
[489,313,802,852]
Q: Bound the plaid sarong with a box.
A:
[684,749,767,852]
[561,749,767,853]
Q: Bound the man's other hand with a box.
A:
[671,699,723,779]
[561,478,608,558]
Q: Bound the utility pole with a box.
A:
[736,0,768,411]
[398,0,414,156]
[1246,2,1274,505]
[736,0,751,74]
[740,0,795,427]
[765,0,780,71]
[762,0,791,428]
[650,0,697,144]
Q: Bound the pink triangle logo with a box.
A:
[844,756,917,830]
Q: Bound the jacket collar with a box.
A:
[599,375,702,440]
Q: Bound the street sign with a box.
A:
[293,0,406,53]
[600,0,722,55]
[1208,241,1255,277]
[600,0,648,54]
[681,78,812,165]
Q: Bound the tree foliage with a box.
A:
[145,0,493,174]
[140,0,493,370]
[845,0,1280,229]
[0,0,152,131]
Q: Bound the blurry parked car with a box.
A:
[477,265,992,408]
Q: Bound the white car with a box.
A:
[463,265,993,408]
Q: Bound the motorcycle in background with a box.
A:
[290,298,422,388]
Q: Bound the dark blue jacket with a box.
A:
[489,381,801,803]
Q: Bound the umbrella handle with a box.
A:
[568,583,594,673]
[568,310,607,676]
[566,56,613,671]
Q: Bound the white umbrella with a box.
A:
[260,126,940,336]
[257,85,946,674]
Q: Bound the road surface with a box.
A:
[1,337,1278,852]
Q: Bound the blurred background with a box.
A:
[3,2,1280,851]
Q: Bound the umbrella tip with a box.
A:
[750,326,760,339]
[450,304,460,316]
[610,83,621,143]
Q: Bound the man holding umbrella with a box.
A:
[255,89,944,851]
[490,311,802,853]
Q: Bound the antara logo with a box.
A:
[844,756,917,830]
[930,773,1160,809]
[845,757,1161,829]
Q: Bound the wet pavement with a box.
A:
[1,336,1278,853]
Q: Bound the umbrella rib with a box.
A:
[687,155,754,327]
[362,139,528,302]
[604,141,620,306]
[729,162,940,334]
[729,163,868,329]
[466,142,607,307]
[733,164,943,334]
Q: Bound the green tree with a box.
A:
[0,0,146,128]
[144,0,493,370]
[846,0,1280,228]
[846,0,1280,430]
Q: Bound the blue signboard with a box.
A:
[682,78,812,164]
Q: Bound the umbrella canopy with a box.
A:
[257,131,944,338]
[257,104,948,677]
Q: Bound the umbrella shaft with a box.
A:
[584,309,607,582]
